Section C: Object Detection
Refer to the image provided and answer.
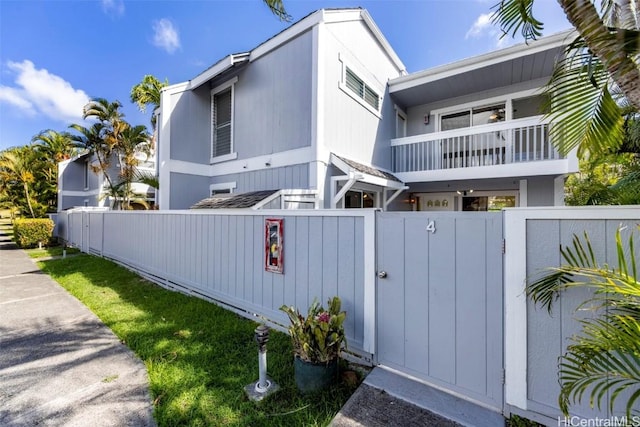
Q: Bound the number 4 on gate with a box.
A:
[426,220,436,234]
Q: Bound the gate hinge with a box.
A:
[501,239,506,254]
[502,369,506,384]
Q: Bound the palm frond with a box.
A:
[262,0,291,22]
[544,48,625,157]
[527,226,640,416]
[491,0,544,41]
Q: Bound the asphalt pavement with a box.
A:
[0,228,156,427]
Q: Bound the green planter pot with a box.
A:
[294,356,338,394]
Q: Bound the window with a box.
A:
[440,103,505,131]
[209,182,236,197]
[83,160,89,190]
[210,79,237,162]
[340,62,381,115]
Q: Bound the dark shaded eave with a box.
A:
[389,30,573,107]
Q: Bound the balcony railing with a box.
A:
[391,116,563,173]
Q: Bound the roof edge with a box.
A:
[390,29,575,92]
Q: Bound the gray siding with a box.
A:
[211,163,309,192]
[170,172,211,209]
[526,176,556,206]
[322,20,402,170]
[60,195,97,210]
[64,210,368,355]
[525,219,640,420]
[232,31,313,159]
[169,86,211,164]
[376,212,503,410]
[60,156,101,192]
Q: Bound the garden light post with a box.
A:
[244,324,279,402]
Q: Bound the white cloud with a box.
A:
[152,19,180,54]
[0,60,90,123]
[466,12,496,39]
[101,0,125,16]
[465,12,514,48]
[0,86,34,113]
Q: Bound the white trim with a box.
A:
[211,77,237,163]
[209,182,236,195]
[210,152,238,164]
[389,30,573,92]
[358,10,406,74]
[166,146,315,177]
[250,10,324,61]
[311,24,328,208]
[502,206,640,410]
[61,189,102,197]
[396,159,573,183]
[362,209,377,354]
[190,54,249,90]
[394,105,407,138]
[519,179,528,207]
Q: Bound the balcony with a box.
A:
[390,116,573,182]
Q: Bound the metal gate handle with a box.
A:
[378,271,387,279]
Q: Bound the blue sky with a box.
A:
[0,0,571,151]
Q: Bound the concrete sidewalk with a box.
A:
[0,229,156,426]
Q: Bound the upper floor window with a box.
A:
[440,104,506,131]
[83,159,89,190]
[345,67,380,111]
[210,78,238,163]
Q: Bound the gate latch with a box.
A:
[377,271,388,279]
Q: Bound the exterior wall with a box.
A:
[503,207,640,424]
[210,163,309,193]
[525,176,556,206]
[231,31,313,160]
[60,195,98,210]
[169,172,211,209]
[404,79,547,137]
[321,20,403,170]
[169,86,211,164]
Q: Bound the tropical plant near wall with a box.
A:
[527,226,640,416]
[0,147,39,218]
[492,0,640,158]
[130,75,168,132]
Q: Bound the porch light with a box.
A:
[457,189,474,196]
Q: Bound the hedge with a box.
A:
[13,219,54,248]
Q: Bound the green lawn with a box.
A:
[25,246,80,259]
[38,255,358,427]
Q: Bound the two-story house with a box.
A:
[157,8,577,211]
[58,150,156,211]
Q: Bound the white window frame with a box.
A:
[338,53,383,119]
[209,181,236,196]
[394,105,407,138]
[432,88,541,132]
[210,77,239,164]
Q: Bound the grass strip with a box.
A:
[26,246,80,259]
[38,254,357,427]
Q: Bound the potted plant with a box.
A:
[280,296,347,393]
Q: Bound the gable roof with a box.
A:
[187,8,406,91]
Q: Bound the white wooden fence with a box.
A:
[56,206,640,425]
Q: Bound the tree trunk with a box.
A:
[558,0,640,110]
[23,182,35,218]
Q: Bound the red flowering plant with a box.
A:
[280,296,347,364]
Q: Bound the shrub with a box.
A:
[13,218,54,248]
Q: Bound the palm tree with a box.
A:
[0,147,38,218]
[493,0,640,156]
[31,129,79,162]
[527,227,640,416]
[130,75,168,131]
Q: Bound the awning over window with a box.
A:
[330,154,407,209]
